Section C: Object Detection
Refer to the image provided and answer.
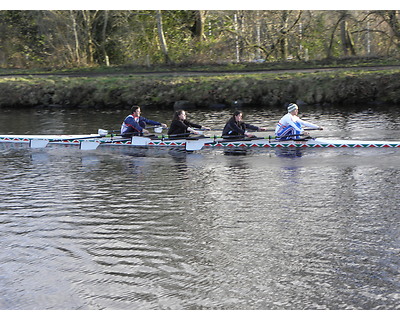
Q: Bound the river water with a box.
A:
[0,105,399,310]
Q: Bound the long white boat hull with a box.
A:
[204,138,400,148]
[2,134,400,151]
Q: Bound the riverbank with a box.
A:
[1,65,400,109]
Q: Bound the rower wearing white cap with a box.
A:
[275,103,323,140]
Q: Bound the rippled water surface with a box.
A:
[1,106,400,309]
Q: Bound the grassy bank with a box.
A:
[1,67,400,109]
[1,56,399,75]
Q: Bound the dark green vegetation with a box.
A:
[1,59,400,109]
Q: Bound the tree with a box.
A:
[156,10,171,64]
[340,11,356,56]
[374,10,400,50]
[0,11,47,67]
[193,10,207,42]
[101,10,110,66]
[279,11,289,60]
[70,11,81,64]
[1,10,400,69]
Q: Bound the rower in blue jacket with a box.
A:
[121,105,167,137]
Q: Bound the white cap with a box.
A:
[287,103,298,113]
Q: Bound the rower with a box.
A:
[121,105,167,137]
[275,103,323,140]
[168,110,210,137]
[222,110,267,139]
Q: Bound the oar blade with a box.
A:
[80,140,101,150]
[185,140,206,151]
[131,136,151,146]
[30,139,49,149]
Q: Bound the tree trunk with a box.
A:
[280,11,289,60]
[194,10,206,41]
[340,20,349,55]
[234,12,240,62]
[82,10,96,65]
[327,13,343,59]
[386,10,400,48]
[340,16,356,56]
[102,10,109,66]
[156,10,171,64]
[256,11,261,60]
[70,11,80,65]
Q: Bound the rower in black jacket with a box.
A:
[168,110,210,137]
[222,110,266,138]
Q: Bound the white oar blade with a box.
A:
[131,136,151,146]
[30,139,49,149]
[185,140,206,151]
[80,140,101,150]
[97,129,108,136]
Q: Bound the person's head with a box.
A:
[233,110,243,122]
[173,109,187,121]
[287,103,298,115]
[131,105,141,116]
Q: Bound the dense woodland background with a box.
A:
[1,10,400,69]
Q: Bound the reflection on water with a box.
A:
[274,147,304,158]
[1,107,400,310]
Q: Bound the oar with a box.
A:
[153,133,208,139]
[99,126,167,137]
[196,134,307,140]
[131,136,152,146]
[185,134,268,151]
[152,133,297,141]
[205,126,322,132]
[303,127,323,131]
[29,135,104,150]
[79,140,102,150]
[30,139,50,148]
[271,133,313,140]
[128,134,210,151]
[185,139,210,151]
[206,128,276,132]
[185,135,274,151]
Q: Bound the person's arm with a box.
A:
[141,117,161,126]
[183,121,203,134]
[124,116,144,133]
[139,117,167,134]
[298,118,322,130]
[244,123,259,131]
[185,120,201,129]
[142,117,167,128]
[184,120,211,132]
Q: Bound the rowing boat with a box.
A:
[1,129,400,151]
